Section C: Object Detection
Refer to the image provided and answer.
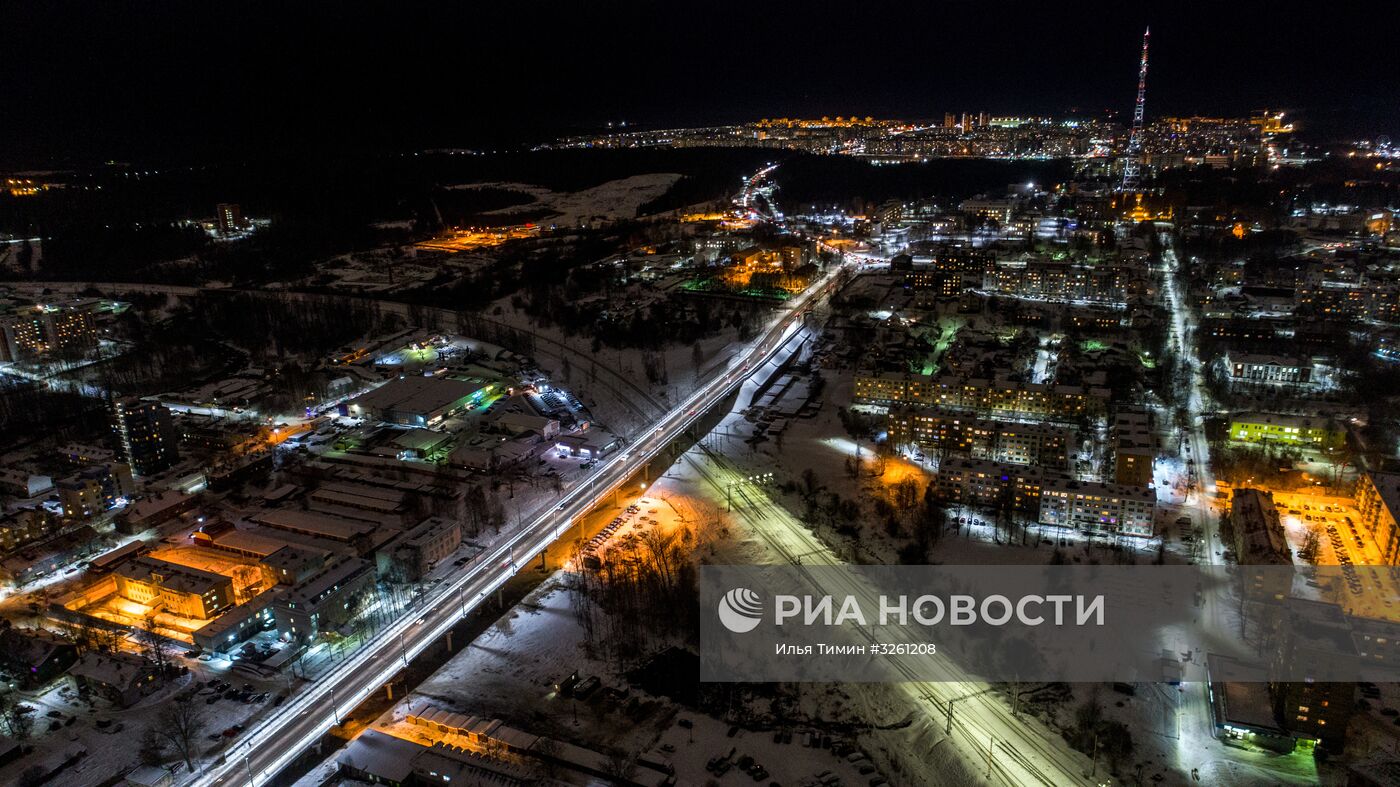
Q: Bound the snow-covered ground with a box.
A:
[371,572,898,787]
[449,174,684,227]
[0,647,289,787]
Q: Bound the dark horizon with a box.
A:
[3,1,1396,169]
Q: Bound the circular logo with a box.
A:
[717,587,764,633]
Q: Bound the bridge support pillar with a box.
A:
[385,682,394,701]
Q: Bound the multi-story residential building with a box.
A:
[855,373,1108,421]
[57,463,135,520]
[982,258,1141,305]
[0,304,99,362]
[1199,317,1286,347]
[215,203,247,235]
[57,442,120,468]
[886,408,1072,469]
[1109,409,1158,487]
[904,248,994,298]
[0,525,99,586]
[1266,599,1356,749]
[111,398,180,477]
[1354,470,1400,565]
[907,268,975,300]
[0,508,58,552]
[854,372,941,408]
[114,556,234,620]
[1230,488,1290,565]
[1065,309,1127,332]
[934,458,1046,512]
[1038,477,1157,536]
[1229,412,1345,449]
[934,458,1156,536]
[1296,279,1368,320]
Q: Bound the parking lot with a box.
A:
[1273,491,1400,620]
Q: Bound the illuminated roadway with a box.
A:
[194,266,846,786]
[683,447,1097,786]
[1160,232,1223,569]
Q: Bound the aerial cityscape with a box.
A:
[1,4,1398,787]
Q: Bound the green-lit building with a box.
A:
[1229,412,1344,449]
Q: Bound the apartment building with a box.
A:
[886,407,1072,469]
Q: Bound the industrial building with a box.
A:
[341,376,495,426]
[271,556,375,643]
[377,517,462,582]
[113,556,234,620]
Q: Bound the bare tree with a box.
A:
[532,736,563,779]
[16,765,46,787]
[155,694,205,772]
[602,749,638,783]
[0,692,35,741]
[138,618,172,679]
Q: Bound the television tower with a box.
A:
[1119,27,1150,192]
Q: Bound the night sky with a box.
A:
[3,1,1395,168]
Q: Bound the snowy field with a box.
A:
[0,652,288,787]
[449,173,684,227]
[376,576,897,787]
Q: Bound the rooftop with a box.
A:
[251,508,383,543]
[1230,411,1337,430]
[116,556,230,595]
[344,376,491,419]
[1207,653,1284,734]
[282,556,373,608]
